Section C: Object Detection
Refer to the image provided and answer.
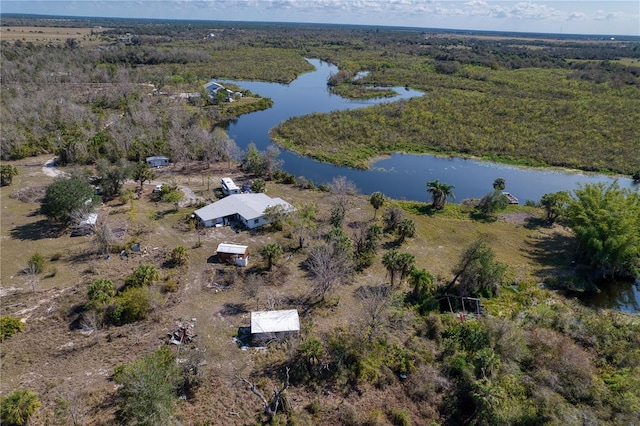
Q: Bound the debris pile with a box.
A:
[168,319,196,345]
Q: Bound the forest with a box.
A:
[1,15,640,426]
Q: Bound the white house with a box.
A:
[193,193,293,229]
[251,309,300,336]
[221,177,240,196]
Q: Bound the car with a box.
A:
[153,184,163,193]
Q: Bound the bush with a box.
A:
[169,246,189,267]
[110,287,152,325]
[0,316,24,341]
[114,347,180,425]
[389,408,412,426]
[26,252,45,274]
[0,389,41,425]
[124,264,160,288]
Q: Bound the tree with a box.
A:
[0,389,41,426]
[287,203,317,249]
[427,180,455,210]
[96,158,131,198]
[263,204,290,231]
[114,348,180,426]
[382,205,405,232]
[492,177,506,191]
[329,175,357,218]
[242,142,264,176]
[239,368,290,420]
[564,182,640,279]
[306,230,353,300]
[162,187,184,211]
[357,284,392,342]
[477,190,509,217]
[540,191,570,224]
[0,164,18,186]
[382,250,414,286]
[396,218,416,244]
[369,191,385,219]
[260,243,283,271]
[125,264,160,288]
[449,240,507,298]
[41,178,98,225]
[169,246,189,267]
[132,161,155,192]
[251,178,266,193]
[87,278,116,310]
[409,268,436,311]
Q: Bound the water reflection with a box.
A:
[578,280,640,313]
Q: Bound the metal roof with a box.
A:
[193,193,292,222]
[216,243,248,255]
[251,309,300,334]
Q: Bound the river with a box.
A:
[222,58,637,203]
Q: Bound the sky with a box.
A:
[2,0,639,36]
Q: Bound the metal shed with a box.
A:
[216,243,249,267]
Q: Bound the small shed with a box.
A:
[251,310,300,342]
[221,177,240,196]
[216,243,249,267]
[146,156,169,168]
[71,212,98,237]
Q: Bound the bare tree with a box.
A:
[328,176,357,217]
[306,240,353,301]
[356,283,393,342]
[238,368,290,420]
[94,220,117,255]
[23,264,39,293]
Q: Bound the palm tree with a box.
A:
[369,192,385,219]
[492,177,506,191]
[426,180,455,210]
[260,243,283,271]
[382,250,401,286]
[396,218,416,244]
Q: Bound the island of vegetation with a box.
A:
[1,15,639,426]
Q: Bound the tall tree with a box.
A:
[329,175,357,218]
[565,182,640,279]
[396,218,416,244]
[369,191,385,219]
[260,243,283,271]
[492,177,506,191]
[426,180,455,210]
[41,178,98,225]
[132,161,156,192]
[96,158,131,198]
[449,240,507,298]
[540,191,570,224]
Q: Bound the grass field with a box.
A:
[0,155,576,424]
[0,26,105,46]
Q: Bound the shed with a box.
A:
[221,177,240,196]
[251,309,300,338]
[216,243,249,267]
[146,156,169,168]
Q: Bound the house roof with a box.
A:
[146,155,168,161]
[193,193,292,222]
[251,310,300,334]
[216,243,248,255]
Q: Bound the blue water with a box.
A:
[222,59,637,203]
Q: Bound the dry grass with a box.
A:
[0,155,571,424]
[0,26,106,46]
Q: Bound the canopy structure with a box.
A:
[250,310,300,334]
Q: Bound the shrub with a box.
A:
[0,316,24,341]
[110,287,152,325]
[389,408,412,426]
[0,389,41,425]
[87,278,116,308]
[26,252,45,274]
[169,246,189,267]
[114,347,180,425]
[124,264,160,288]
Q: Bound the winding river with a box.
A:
[222,58,637,203]
[220,58,639,312]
